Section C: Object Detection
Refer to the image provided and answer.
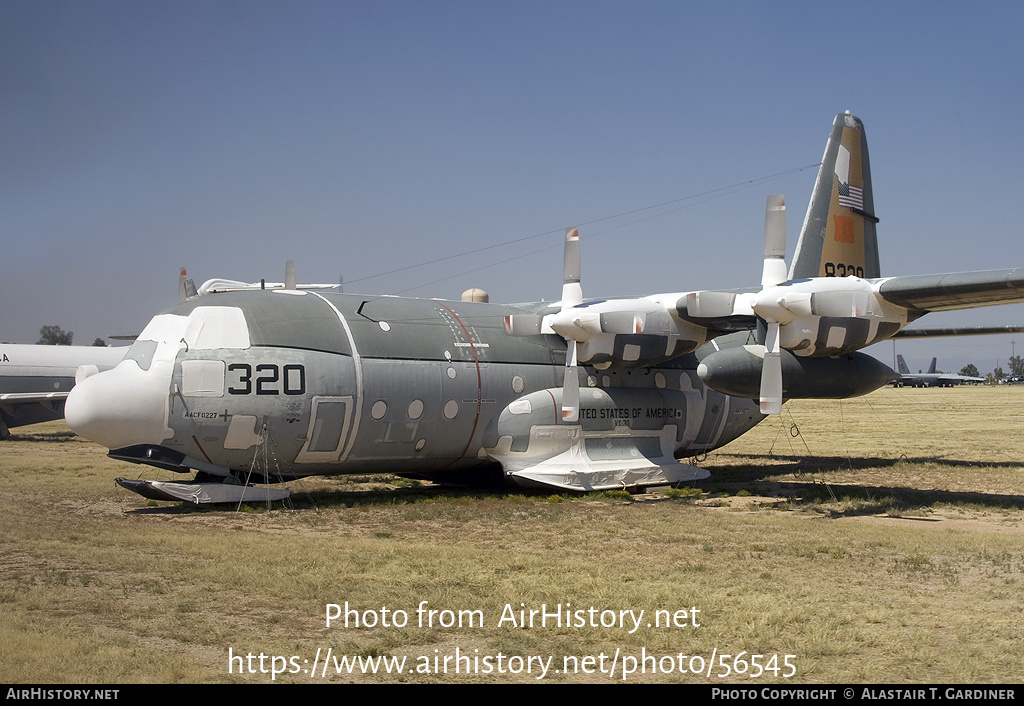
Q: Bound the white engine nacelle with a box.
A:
[751,278,908,356]
[545,298,709,370]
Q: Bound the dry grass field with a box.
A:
[1,385,1022,684]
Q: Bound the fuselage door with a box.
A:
[295,395,354,464]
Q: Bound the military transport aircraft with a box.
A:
[893,355,985,387]
[65,112,1024,503]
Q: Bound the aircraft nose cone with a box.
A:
[65,374,110,444]
[66,361,169,449]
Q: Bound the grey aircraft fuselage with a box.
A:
[67,289,764,485]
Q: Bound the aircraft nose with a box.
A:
[66,360,170,449]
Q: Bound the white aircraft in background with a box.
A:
[0,344,126,438]
[0,269,203,438]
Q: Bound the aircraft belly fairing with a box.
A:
[483,386,724,491]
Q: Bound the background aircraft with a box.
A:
[0,270,200,439]
[0,344,126,438]
[893,355,985,387]
[64,113,1024,503]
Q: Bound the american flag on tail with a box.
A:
[838,181,863,210]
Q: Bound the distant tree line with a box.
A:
[37,325,73,345]
[35,325,106,347]
[1011,355,1024,378]
[974,355,1024,383]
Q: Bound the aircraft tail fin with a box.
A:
[178,268,198,301]
[927,357,937,374]
[897,354,910,375]
[790,112,880,280]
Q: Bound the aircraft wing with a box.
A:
[876,269,1024,313]
[939,374,986,384]
[0,391,70,438]
[0,391,70,404]
[893,324,1024,338]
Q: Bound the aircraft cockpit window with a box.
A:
[183,307,251,350]
[126,313,191,370]
[125,339,158,371]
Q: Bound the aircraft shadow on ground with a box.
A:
[707,453,1024,512]
[714,452,1023,474]
[120,454,1023,514]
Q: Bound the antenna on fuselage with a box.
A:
[285,260,296,290]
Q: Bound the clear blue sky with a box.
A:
[3,1,1023,374]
